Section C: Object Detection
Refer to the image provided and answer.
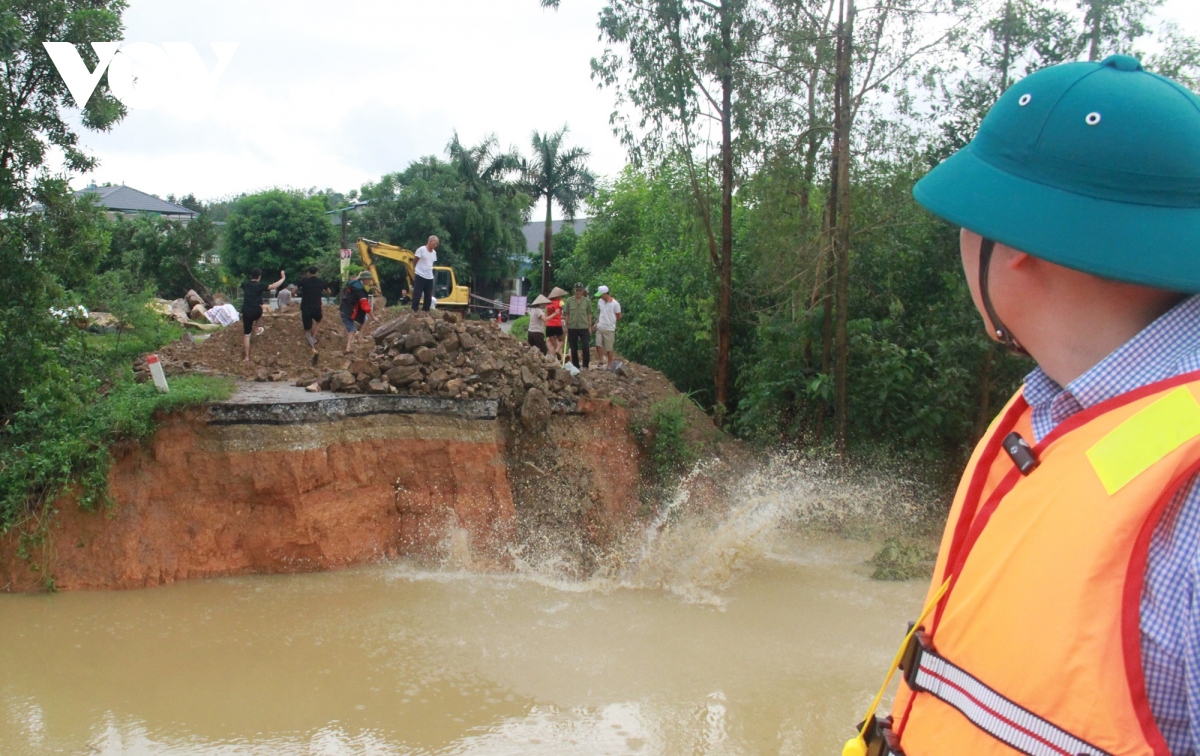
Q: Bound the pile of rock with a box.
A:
[313,311,610,421]
[149,290,220,331]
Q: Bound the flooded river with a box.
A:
[1,463,930,755]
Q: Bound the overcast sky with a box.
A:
[69,0,1200,214]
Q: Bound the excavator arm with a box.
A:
[356,239,415,293]
[354,237,471,310]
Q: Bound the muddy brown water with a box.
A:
[2,454,936,755]
[0,526,927,755]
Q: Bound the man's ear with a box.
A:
[999,244,1031,271]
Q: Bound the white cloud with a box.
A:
[73,0,624,208]
[62,0,1200,211]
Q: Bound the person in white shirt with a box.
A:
[592,285,622,369]
[276,284,294,310]
[411,235,439,313]
[526,294,550,355]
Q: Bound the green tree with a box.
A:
[551,160,721,403]
[0,1,129,423]
[521,125,596,296]
[0,1,126,212]
[583,0,761,425]
[445,132,531,287]
[357,148,530,301]
[222,190,337,282]
[101,214,219,299]
[1079,0,1161,61]
[527,223,579,294]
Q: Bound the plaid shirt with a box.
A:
[1024,293,1200,754]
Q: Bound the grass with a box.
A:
[0,370,233,534]
[509,315,530,341]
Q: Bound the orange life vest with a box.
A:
[879,373,1200,756]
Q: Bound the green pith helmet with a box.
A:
[914,54,1200,292]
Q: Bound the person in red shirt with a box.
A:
[340,271,375,354]
[545,286,567,360]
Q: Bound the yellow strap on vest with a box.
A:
[1086,387,1200,495]
[843,578,951,756]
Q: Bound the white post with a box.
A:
[147,354,169,393]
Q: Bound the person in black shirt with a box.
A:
[241,267,286,362]
[297,266,329,364]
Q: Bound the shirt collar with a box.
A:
[1024,293,1200,412]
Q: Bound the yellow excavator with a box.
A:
[355,238,470,311]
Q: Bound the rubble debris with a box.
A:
[156,307,683,419]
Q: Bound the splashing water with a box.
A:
[443,450,932,609]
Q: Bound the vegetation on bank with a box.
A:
[0,278,233,532]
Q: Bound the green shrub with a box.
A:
[0,374,233,533]
[509,315,530,341]
[868,537,936,581]
[642,395,697,481]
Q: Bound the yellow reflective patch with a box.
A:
[1087,388,1200,495]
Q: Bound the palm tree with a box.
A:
[446,132,525,285]
[446,131,520,199]
[522,126,596,295]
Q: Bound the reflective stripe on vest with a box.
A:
[889,374,1200,756]
[904,633,1110,756]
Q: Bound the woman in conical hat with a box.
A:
[527,294,551,355]
[545,288,567,358]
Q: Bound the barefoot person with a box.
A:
[241,267,285,362]
[848,57,1200,756]
[297,266,329,364]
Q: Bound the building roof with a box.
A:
[522,218,589,253]
[76,184,198,217]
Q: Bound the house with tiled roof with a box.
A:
[76,183,198,221]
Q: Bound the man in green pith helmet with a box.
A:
[847,55,1200,756]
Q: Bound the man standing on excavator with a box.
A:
[847,56,1200,756]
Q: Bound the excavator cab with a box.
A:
[434,269,454,300]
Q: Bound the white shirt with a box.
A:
[414,245,436,279]
[528,307,546,333]
[597,297,621,331]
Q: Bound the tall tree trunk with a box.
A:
[541,200,553,296]
[832,0,854,453]
[714,0,735,428]
[1087,0,1103,62]
[816,20,845,446]
[999,0,1014,92]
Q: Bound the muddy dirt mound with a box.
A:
[155,305,404,384]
